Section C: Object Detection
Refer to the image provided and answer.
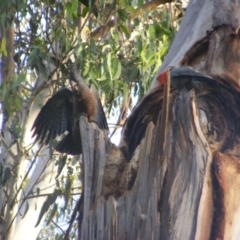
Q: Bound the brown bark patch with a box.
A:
[212,152,240,239]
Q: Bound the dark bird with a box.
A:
[31,67,108,155]
[120,66,225,161]
[157,66,220,91]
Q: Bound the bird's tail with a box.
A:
[56,133,82,155]
[89,85,109,131]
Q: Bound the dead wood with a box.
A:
[79,75,240,239]
[79,0,240,239]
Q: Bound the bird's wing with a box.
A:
[31,88,74,144]
[89,85,109,131]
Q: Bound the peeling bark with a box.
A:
[212,153,240,239]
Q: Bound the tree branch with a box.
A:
[90,0,174,39]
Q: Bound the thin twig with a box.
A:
[64,194,84,240]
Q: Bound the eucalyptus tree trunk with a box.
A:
[0,16,17,240]
[79,0,240,239]
[0,17,58,240]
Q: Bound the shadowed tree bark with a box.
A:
[78,0,240,239]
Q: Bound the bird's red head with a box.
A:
[157,71,168,88]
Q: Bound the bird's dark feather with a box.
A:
[32,80,108,155]
[32,88,74,145]
[89,85,109,131]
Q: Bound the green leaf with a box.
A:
[63,176,72,210]
[128,5,136,14]
[0,82,7,100]
[13,51,23,64]
[28,47,39,66]
[2,167,11,186]
[126,64,139,82]
[66,2,73,20]
[55,155,67,179]
[82,7,89,18]
[107,52,112,80]
[110,28,119,44]
[21,201,29,219]
[119,24,130,37]
[36,188,40,196]
[0,38,7,56]
[46,203,58,226]
[90,39,97,53]
[112,58,121,80]
[102,44,111,53]
[11,73,26,88]
[148,25,155,41]
[66,0,78,19]
[35,189,61,227]
[136,39,142,53]
[117,9,128,21]
[72,0,78,11]
[138,0,143,7]
[123,82,129,102]
[14,123,22,135]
